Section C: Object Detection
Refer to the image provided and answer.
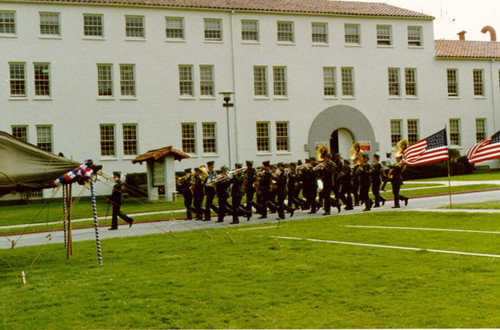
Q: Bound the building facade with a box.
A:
[1,0,499,198]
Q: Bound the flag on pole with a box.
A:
[403,129,449,166]
[466,130,500,164]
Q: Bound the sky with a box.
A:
[351,0,499,41]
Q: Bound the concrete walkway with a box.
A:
[1,189,499,250]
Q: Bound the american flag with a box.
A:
[466,130,500,164]
[403,129,449,166]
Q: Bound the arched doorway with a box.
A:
[330,128,354,160]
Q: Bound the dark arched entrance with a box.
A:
[330,128,354,159]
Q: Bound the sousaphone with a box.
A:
[315,145,330,162]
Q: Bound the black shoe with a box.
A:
[337,205,341,213]
[108,227,117,230]
[129,219,134,228]
[392,205,401,209]
[374,205,380,208]
[382,199,386,206]
[322,212,331,216]
[216,220,224,223]
[276,217,285,220]
[290,209,295,217]
[247,214,251,221]
[308,211,316,214]
[258,216,267,219]
[362,208,370,212]
[404,198,409,206]
[345,207,353,210]
[230,221,239,224]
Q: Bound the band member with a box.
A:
[287,162,304,210]
[318,153,341,215]
[230,163,245,224]
[380,152,392,191]
[303,157,318,213]
[204,161,216,221]
[276,163,295,220]
[215,166,230,222]
[108,171,134,230]
[340,159,353,210]
[258,161,273,219]
[359,154,372,211]
[178,168,193,220]
[192,167,205,220]
[390,156,409,208]
[333,153,343,202]
[243,160,258,218]
[268,165,278,213]
[351,158,361,206]
[371,154,386,207]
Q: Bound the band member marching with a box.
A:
[178,168,193,220]
[108,171,134,230]
[287,162,304,210]
[203,161,216,221]
[215,166,231,222]
[317,153,341,215]
[258,161,273,219]
[302,157,318,213]
[359,154,372,211]
[333,153,343,203]
[390,155,409,208]
[243,160,258,219]
[276,162,295,220]
[191,167,206,220]
[339,159,353,210]
[230,163,245,224]
[371,154,386,207]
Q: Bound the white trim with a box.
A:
[343,225,500,235]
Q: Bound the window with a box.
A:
[341,67,354,96]
[97,64,113,97]
[312,22,328,44]
[0,12,16,35]
[256,122,270,152]
[9,63,26,97]
[204,19,222,41]
[34,63,50,97]
[120,64,136,97]
[447,69,459,97]
[200,65,214,97]
[181,123,196,154]
[277,21,294,43]
[83,14,103,37]
[344,24,360,44]
[202,123,217,153]
[39,13,60,36]
[36,125,53,152]
[390,120,402,147]
[473,69,484,96]
[253,66,268,97]
[276,122,289,152]
[475,118,486,142]
[449,119,461,146]
[273,66,287,97]
[323,67,337,97]
[408,26,422,46]
[388,68,400,97]
[241,20,259,42]
[123,124,138,156]
[407,119,419,145]
[179,65,194,97]
[125,16,145,38]
[100,124,115,156]
[11,126,28,142]
[405,68,417,96]
[377,25,392,46]
[165,17,184,40]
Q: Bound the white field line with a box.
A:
[344,225,500,234]
[238,226,278,231]
[272,236,500,258]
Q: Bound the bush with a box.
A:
[402,162,448,180]
[457,155,475,174]
[125,172,148,197]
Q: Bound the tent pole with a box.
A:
[91,181,103,265]
[63,185,68,250]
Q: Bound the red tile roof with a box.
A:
[18,0,434,19]
[132,146,190,164]
[435,40,500,59]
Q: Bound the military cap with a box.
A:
[363,154,369,159]
[262,161,270,167]
[373,154,380,160]
[334,152,341,157]
[246,160,253,166]
[184,168,191,173]
[221,166,229,171]
[270,164,276,169]
[343,159,351,165]
[235,163,243,169]
[297,160,303,165]
[324,153,332,159]
[194,167,202,173]
[277,162,285,167]
[84,159,93,165]
[289,162,296,167]
[207,161,215,166]
[113,171,121,177]
[309,157,316,162]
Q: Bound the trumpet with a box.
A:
[296,163,312,170]
[313,162,326,171]
[229,168,245,176]
[206,174,229,187]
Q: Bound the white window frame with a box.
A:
[390,120,402,147]
[179,65,194,97]
[100,124,116,157]
[277,21,294,43]
[125,15,145,39]
[34,63,51,97]
[256,122,270,153]
[123,124,138,156]
[473,69,484,97]
[36,125,53,153]
[97,64,113,97]
[11,125,28,142]
[9,62,26,98]
[405,68,417,97]
[0,11,16,36]
[253,66,268,97]
[377,25,392,46]
[272,66,287,97]
[475,118,486,143]
[323,67,337,97]
[83,14,104,38]
[39,12,60,36]
[344,24,360,45]
[202,122,217,154]
[449,118,461,146]
[204,18,222,41]
[311,22,328,44]
[181,123,196,154]
[407,119,419,145]
[199,65,215,97]
[447,69,459,97]
[407,26,422,47]
[388,68,400,97]
[120,64,136,97]
[341,67,354,97]
[241,20,259,42]
[276,121,290,152]
[165,17,184,40]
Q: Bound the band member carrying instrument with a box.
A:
[302,157,318,213]
[178,168,193,220]
[318,153,341,215]
[243,160,258,219]
[359,154,372,211]
[215,166,230,222]
[258,161,273,219]
[371,154,386,208]
[276,162,295,220]
[192,167,206,220]
[390,155,409,208]
[230,163,246,224]
[339,159,353,210]
[350,142,364,206]
[204,161,216,221]
[333,153,343,203]
[287,162,304,210]
[108,171,134,230]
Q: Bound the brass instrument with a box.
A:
[296,163,311,170]
[394,139,408,158]
[229,167,245,176]
[313,162,326,171]
[199,165,209,181]
[206,173,229,187]
[315,145,330,162]
[349,142,364,162]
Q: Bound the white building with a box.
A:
[1,0,499,198]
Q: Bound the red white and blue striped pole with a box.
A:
[62,185,68,249]
[91,181,103,265]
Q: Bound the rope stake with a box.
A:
[91,181,103,266]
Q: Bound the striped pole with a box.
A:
[91,181,103,265]
[62,185,68,249]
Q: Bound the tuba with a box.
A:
[199,165,209,181]
[394,139,408,158]
[349,142,364,163]
[315,145,330,162]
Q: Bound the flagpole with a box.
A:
[445,124,452,209]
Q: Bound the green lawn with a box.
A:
[1,212,498,329]
[439,200,500,210]
[413,171,500,181]
[378,184,499,199]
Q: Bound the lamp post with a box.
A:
[219,92,234,168]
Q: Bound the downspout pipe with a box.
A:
[229,10,240,163]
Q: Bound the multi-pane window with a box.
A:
[323,67,337,97]
[407,26,422,46]
[165,17,184,39]
[125,16,145,38]
[377,25,392,45]
[405,68,417,96]
[34,63,50,97]
[253,66,268,97]
[120,64,136,97]
[473,69,484,96]
[123,124,138,156]
[83,14,103,37]
[36,125,53,152]
[311,22,328,44]
[388,68,400,96]
[0,12,16,35]
[475,118,486,142]
[179,65,194,96]
[390,120,402,147]
[256,122,270,152]
[202,123,217,154]
[204,19,222,41]
[447,69,459,97]
[341,67,354,96]
[273,67,287,97]
[277,21,294,43]
[97,64,113,97]
[181,123,196,154]
[9,63,26,97]
[241,20,259,42]
[344,24,360,44]
[100,124,115,156]
[407,119,419,145]
[276,122,289,152]
[12,126,28,142]
[39,13,60,36]
[449,119,461,146]
[200,65,214,97]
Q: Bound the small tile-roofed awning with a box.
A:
[18,0,434,19]
[435,40,500,59]
[132,146,190,164]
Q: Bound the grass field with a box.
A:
[439,200,500,210]
[1,212,498,329]
[413,171,500,181]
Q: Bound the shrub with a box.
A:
[125,172,148,197]
[457,155,475,174]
